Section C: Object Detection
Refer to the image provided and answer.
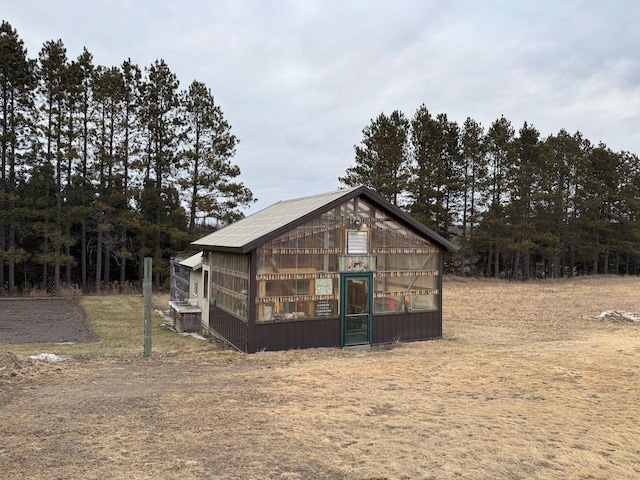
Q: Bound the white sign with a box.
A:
[347,230,368,254]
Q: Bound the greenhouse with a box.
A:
[187,185,457,352]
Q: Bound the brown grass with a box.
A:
[1,276,640,479]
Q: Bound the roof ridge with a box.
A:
[279,185,358,204]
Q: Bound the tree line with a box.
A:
[0,21,255,295]
[341,106,640,279]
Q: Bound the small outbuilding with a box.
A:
[168,252,205,333]
[187,185,457,352]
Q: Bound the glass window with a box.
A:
[254,196,441,320]
[255,206,346,322]
[209,252,249,320]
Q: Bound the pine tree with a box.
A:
[538,129,583,277]
[340,110,410,205]
[616,151,640,274]
[573,142,621,273]
[407,106,462,235]
[73,48,95,292]
[138,59,183,288]
[407,104,444,229]
[482,116,515,278]
[460,117,487,275]
[180,80,253,234]
[117,59,142,286]
[0,21,36,294]
[92,65,123,289]
[37,39,69,294]
[507,122,540,280]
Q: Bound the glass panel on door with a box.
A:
[343,275,371,346]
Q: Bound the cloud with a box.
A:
[5,0,640,210]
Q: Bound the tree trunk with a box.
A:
[485,248,492,278]
[523,247,530,281]
[66,224,72,285]
[120,226,127,286]
[512,250,520,280]
[8,215,15,295]
[81,218,87,292]
[96,224,102,293]
[103,231,110,286]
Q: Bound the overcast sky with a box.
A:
[5,0,640,213]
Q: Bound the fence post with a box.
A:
[143,257,152,357]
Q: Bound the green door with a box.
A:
[340,273,373,346]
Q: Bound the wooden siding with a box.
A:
[208,302,248,352]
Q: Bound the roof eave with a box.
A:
[191,244,245,254]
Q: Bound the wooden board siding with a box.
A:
[253,317,340,352]
[208,302,248,352]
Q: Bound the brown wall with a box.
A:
[210,307,442,354]
[253,317,341,352]
[372,310,442,344]
[246,311,442,353]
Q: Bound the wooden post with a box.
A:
[143,257,152,357]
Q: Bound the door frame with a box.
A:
[339,272,373,347]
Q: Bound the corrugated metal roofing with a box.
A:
[192,186,360,250]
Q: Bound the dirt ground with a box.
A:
[0,298,95,344]
[1,276,640,479]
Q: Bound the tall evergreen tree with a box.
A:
[72,48,95,292]
[481,116,515,278]
[438,114,463,235]
[407,106,462,235]
[180,80,253,234]
[92,65,125,290]
[407,104,444,229]
[538,129,583,277]
[616,151,640,274]
[507,122,541,280]
[37,39,69,294]
[117,59,142,286]
[460,117,487,275]
[138,59,183,288]
[0,21,35,294]
[340,110,410,205]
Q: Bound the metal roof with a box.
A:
[179,251,203,270]
[191,185,458,253]
[192,186,360,251]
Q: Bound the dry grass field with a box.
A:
[1,276,639,479]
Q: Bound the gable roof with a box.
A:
[191,185,458,253]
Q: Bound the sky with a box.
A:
[4,0,640,214]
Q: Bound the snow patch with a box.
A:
[28,353,71,362]
[180,332,207,341]
[156,308,174,326]
[596,310,640,322]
